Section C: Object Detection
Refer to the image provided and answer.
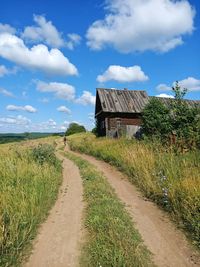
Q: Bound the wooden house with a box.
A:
[95,88,149,138]
[95,88,200,138]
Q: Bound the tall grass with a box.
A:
[64,151,154,267]
[67,133,200,248]
[0,138,62,266]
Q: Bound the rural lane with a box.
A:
[70,149,200,267]
[24,151,84,267]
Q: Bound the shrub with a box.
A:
[31,143,58,166]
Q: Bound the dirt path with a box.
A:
[24,152,84,267]
[71,150,200,267]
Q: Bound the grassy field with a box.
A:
[64,151,154,267]
[67,133,200,248]
[0,138,62,267]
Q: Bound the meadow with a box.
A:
[67,133,200,248]
[0,138,62,266]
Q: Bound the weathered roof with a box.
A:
[96,88,200,115]
[150,96,200,109]
[96,88,149,113]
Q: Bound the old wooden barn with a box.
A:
[95,88,200,138]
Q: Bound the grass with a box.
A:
[64,151,154,267]
[0,138,62,267]
[67,133,200,248]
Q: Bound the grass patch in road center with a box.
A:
[64,151,154,267]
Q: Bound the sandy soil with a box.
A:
[71,150,200,267]
[24,152,84,267]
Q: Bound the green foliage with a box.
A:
[65,151,154,267]
[142,81,200,148]
[31,143,59,167]
[91,126,97,136]
[142,97,172,138]
[65,123,86,136]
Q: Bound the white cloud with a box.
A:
[156,93,174,98]
[76,91,96,105]
[0,33,78,76]
[36,81,75,100]
[57,105,71,114]
[0,23,16,34]
[0,115,31,125]
[156,83,172,91]
[66,33,82,50]
[88,113,95,123]
[0,64,18,77]
[22,15,64,47]
[178,77,200,92]
[97,65,149,83]
[86,0,195,53]
[0,87,14,97]
[157,77,200,93]
[6,105,37,113]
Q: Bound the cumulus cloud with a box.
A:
[0,33,78,76]
[0,23,16,34]
[75,91,96,105]
[22,15,64,47]
[66,33,82,50]
[86,0,195,53]
[0,115,31,125]
[0,87,14,97]
[157,77,200,92]
[156,83,172,91]
[178,77,200,91]
[22,15,82,50]
[36,81,76,100]
[156,93,174,98]
[97,65,149,83]
[6,104,37,113]
[57,105,71,114]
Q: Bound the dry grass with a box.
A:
[0,137,62,266]
[67,133,200,248]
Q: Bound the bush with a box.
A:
[31,144,58,166]
[65,123,86,136]
[142,82,200,148]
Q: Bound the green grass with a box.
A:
[64,151,154,267]
[67,133,200,248]
[0,138,62,266]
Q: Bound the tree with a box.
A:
[142,81,200,148]
[142,97,171,139]
[65,123,86,136]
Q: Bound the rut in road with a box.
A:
[70,150,200,267]
[24,152,84,267]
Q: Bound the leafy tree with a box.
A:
[142,81,200,148]
[142,97,171,139]
[65,123,86,136]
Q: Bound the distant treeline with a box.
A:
[0,132,64,144]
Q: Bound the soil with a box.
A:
[24,151,84,267]
[24,141,200,267]
[71,149,200,267]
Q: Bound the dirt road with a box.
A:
[24,153,84,267]
[71,150,200,267]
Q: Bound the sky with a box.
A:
[0,0,199,133]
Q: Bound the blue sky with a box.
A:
[0,0,199,133]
